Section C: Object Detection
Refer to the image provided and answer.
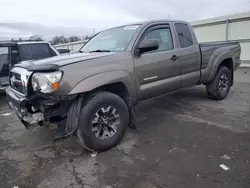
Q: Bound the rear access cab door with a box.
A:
[172,22,201,88]
[133,22,181,101]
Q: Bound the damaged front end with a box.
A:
[6,65,84,138]
[6,87,80,132]
[7,88,44,127]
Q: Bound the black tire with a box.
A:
[76,91,129,152]
[206,66,232,100]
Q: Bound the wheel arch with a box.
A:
[69,70,138,107]
[91,82,133,110]
[207,50,234,85]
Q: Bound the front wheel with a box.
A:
[206,66,232,100]
[76,91,129,152]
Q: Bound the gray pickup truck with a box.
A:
[6,20,241,151]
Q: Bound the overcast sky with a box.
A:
[0,0,250,40]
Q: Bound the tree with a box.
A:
[68,36,81,42]
[50,36,61,45]
[50,35,83,45]
[50,36,68,45]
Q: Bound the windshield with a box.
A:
[80,25,140,52]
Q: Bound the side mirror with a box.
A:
[138,39,159,53]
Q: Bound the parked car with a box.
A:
[0,41,61,91]
[6,20,241,152]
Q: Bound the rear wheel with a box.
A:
[206,66,232,100]
[76,91,129,152]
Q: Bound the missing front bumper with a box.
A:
[6,87,79,136]
[6,87,44,125]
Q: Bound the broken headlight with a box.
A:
[31,71,63,93]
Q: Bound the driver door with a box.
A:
[134,24,181,101]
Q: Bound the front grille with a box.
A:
[9,67,31,96]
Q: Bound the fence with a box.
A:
[191,12,250,66]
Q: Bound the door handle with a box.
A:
[171,55,179,61]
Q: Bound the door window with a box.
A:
[175,23,193,48]
[10,46,20,66]
[143,28,174,52]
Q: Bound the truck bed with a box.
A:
[198,41,241,84]
[199,41,240,69]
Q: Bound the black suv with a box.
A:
[0,41,60,90]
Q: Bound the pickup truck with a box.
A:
[6,20,241,152]
[0,41,60,90]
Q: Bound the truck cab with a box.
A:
[0,41,59,90]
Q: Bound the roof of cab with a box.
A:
[0,40,50,46]
[105,19,190,30]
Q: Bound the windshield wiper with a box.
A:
[89,50,111,53]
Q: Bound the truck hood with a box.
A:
[15,52,117,70]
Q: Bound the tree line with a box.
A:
[14,35,91,45]
[50,35,91,45]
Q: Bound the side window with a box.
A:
[175,23,193,48]
[143,27,173,52]
[10,46,20,66]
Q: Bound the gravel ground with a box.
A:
[0,68,250,188]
